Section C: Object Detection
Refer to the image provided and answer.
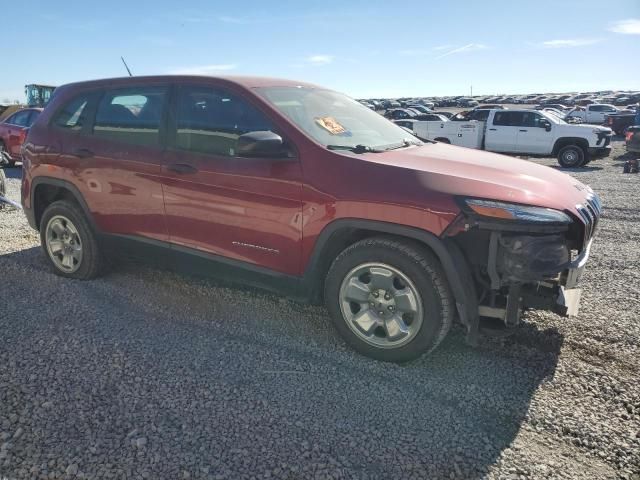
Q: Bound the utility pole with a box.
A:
[470,84,473,97]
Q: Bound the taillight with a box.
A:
[626,131,634,141]
[19,128,28,143]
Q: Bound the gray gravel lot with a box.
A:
[1,141,639,480]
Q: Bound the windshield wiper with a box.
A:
[327,144,382,154]
[382,138,425,151]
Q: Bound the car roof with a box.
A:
[55,75,323,92]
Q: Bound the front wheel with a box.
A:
[40,200,103,279]
[557,145,585,168]
[324,238,453,363]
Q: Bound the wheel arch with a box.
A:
[31,177,96,232]
[552,137,589,155]
[302,218,478,341]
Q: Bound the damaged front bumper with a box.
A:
[445,196,600,340]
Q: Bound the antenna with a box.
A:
[121,56,133,77]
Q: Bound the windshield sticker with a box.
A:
[315,116,347,135]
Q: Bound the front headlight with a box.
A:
[462,199,571,224]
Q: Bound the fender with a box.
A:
[301,218,479,343]
[551,137,589,155]
[29,176,98,232]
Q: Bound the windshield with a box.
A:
[257,87,422,150]
[540,110,566,124]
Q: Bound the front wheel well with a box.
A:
[306,225,443,304]
[552,137,589,156]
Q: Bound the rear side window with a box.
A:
[53,96,90,131]
[174,86,275,157]
[94,87,167,147]
[7,110,31,127]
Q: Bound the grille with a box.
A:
[577,194,602,246]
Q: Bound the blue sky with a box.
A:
[2,0,639,101]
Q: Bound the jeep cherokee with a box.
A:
[21,76,601,362]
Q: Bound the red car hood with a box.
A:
[368,143,594,214]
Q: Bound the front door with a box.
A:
[515,111,552,154]
[161,84,303,275]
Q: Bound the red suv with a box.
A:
[21,76,600,362]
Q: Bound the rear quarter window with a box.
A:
[53,96,91,131]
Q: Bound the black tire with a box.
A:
[39,200,103,279]
[557,144,585,168]
[324,237,453,363]
[0,168,6,210]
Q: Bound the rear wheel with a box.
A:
[40,200,103,279]
[324,238,453,363]
[557,145,585,168]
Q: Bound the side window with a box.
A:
[8,110,31,127]
[53,95,91,131]
[493,111,510,126]
[589,105,603,112]
[507,112,526,127]
[522,112,544,127]
[94,87,167,146]
[174,86,275,157]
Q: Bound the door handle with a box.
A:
[519,129,528,132]
[488,128,497,131]
[165,163,198,174]
[72,148,94,159]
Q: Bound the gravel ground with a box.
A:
[1,141,639,480]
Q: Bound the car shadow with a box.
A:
[0,245,563,478]
[550,165,603,172]
[614,151,638,161]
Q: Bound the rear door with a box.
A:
[485,111,520,152]
[161,83,303,275]
[53,85,169,242]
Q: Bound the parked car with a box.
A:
[384,108,417,120]
[537,104,570,112]
[0,108,42,166]
[433,111,454,119]
[413,109,612,167]
[625,126,640,153]
[406,105,432,114]
[565,104,618,124]
[22,75,601,362]
[604,112,637,136]
[475,104,505,110]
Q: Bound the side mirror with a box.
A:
[541,120,552,132]
[237,131,289,158]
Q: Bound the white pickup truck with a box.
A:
[565,104,619,124]
[412,109,612,167]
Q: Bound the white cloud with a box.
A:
[399,45,454,56]
[435,43,488,59]
[306,54,334,66]
[540,38,602,48]
[169,64,238,75]
[432,44,453,51]
[608,18,640,34]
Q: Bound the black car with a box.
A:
[384,108,416,120]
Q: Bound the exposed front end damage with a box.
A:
[443,194,601,341]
